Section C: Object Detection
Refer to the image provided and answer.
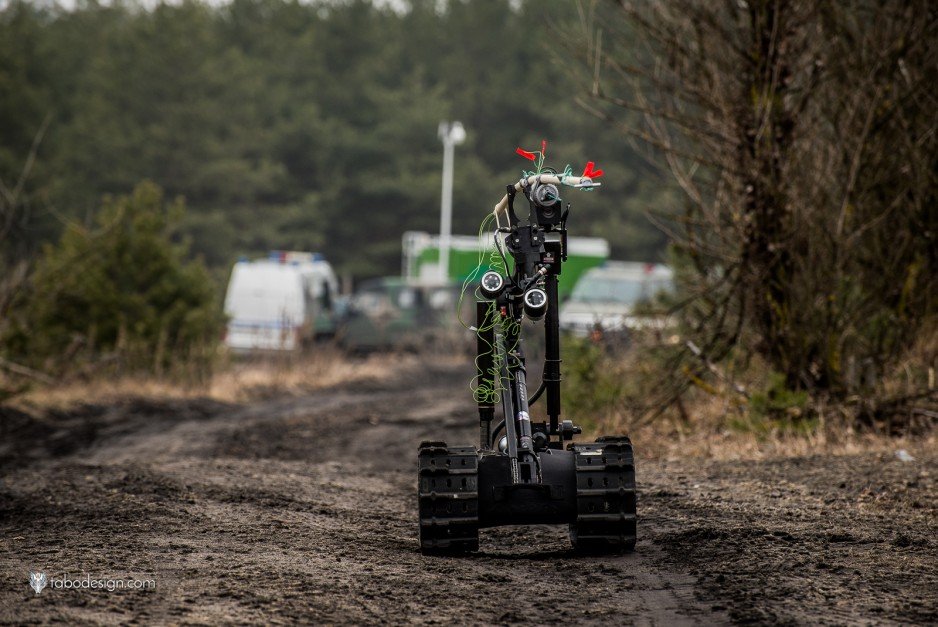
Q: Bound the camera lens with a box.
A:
[479,271,505,299]
[523,287,548,320]
[533,183,559,207]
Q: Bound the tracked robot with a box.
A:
[418,147,636,554]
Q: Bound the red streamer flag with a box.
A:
[581,161,604,179]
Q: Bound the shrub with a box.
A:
[1,181,224,378]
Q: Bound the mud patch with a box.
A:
[641,456,937,624]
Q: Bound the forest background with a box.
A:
[1,0,670,282]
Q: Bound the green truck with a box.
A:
[401,231,609,300]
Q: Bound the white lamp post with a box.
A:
[438,121,466,282]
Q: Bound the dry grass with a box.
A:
[571,330,937,462]
[10,347,419,411]
[593,392,937,462]
[6,341,933,463]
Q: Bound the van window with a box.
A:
[321,281,332,311]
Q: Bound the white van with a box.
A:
[223,251,339,351]
[559,261,673,336]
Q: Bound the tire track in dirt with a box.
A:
[1,361,934,624]
[0,363,726,624]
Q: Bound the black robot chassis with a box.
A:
[417,167,637,555]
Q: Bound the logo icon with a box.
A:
[29,572,47,595]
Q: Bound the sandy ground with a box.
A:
[0,361,935,625]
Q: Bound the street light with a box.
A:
[438,121,466,282]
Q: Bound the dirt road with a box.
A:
[1,361,935,624]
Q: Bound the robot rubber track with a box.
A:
[418,438,636,554]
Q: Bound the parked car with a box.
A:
[559,261,673,337]
[223,251,339,352]
[339,277,469,353]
